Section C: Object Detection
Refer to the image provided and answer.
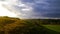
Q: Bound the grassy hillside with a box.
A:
[0,16,60,34]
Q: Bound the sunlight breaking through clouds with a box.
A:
[10,0,42,19]
[0,1,17,17]
[0,0,60,19]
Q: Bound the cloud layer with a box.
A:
[1,0,60,19]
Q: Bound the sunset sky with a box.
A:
[0,0,60,19]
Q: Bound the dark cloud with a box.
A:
[32,0,60,18]
[43,13,60,18]
[20,0,35,3]
[13,0,60,19]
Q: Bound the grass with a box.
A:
[43,25,60,32]
[0,16,60,34]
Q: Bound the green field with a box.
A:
[43,25,60,32]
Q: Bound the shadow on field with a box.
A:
[0,24,60,34]
[0,22,60,34]
[8,25,60,34]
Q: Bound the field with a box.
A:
[0,16,60,34]
[43,25,60,32]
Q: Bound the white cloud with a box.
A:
[1,0,48,19]
[0,1,17,17]
[8,0,34,19]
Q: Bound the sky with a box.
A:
[0,0,60,19]
[0,0,17,17]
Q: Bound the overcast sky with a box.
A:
[0,0,60,19]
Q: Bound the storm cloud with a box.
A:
[2,0,60,19]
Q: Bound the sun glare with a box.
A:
[0,1,17,17]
